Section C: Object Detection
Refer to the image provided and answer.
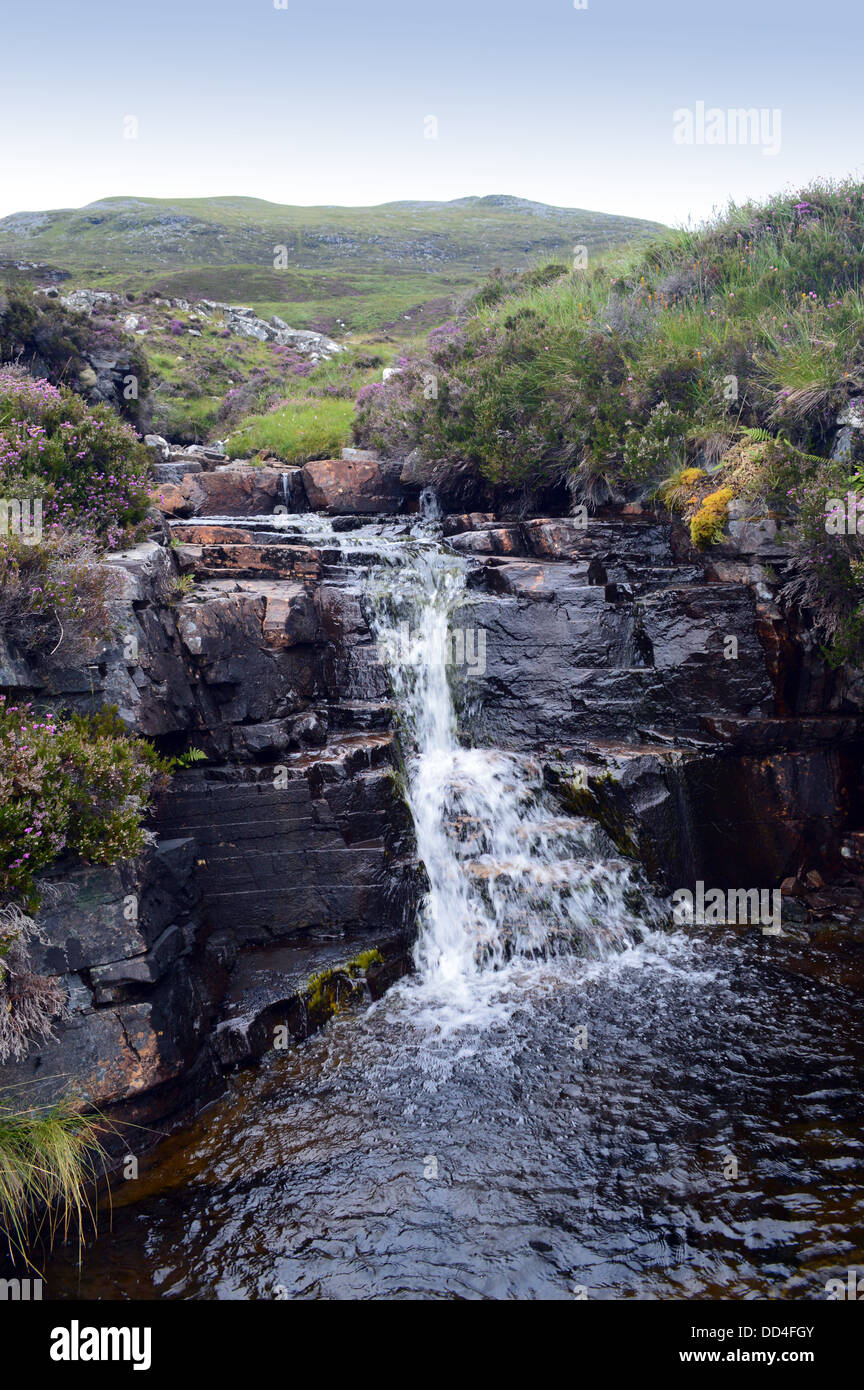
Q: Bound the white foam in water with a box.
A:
[365,532,666,1032]
[200,508,675,1032]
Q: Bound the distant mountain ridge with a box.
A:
[0,194,666,275]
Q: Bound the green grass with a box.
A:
[0,193,665,278]
[354,177,864,663]
[227,396,355,462]
[0,195,665,355]
[0,1093,106,1266]
[95,264,476,337]
[357,177,864,484]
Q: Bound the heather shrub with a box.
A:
[0,528,118,661]
[0,700,168,911]
[0,903,66,1064]
[0,288,150,426]
[0,367,151,546]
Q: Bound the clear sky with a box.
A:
[1,0,860,226]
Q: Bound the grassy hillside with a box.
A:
[0,194,665,272]
[0,194,665,336]
[355,179,864,663]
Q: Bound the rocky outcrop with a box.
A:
[0,841,213,1122]
[451,505,864,899]
[5,456,864,1133]
[0,488,421,1130]
[57,290,342,361]
[195,302,341,359]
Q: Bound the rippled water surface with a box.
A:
[47,929,864,1300]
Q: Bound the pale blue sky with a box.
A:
[1,0,860,225]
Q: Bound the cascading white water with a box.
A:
[366,523,655,1024]
[178,506,660,1025]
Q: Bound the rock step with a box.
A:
[211,927,407,1068]
[191,846,386,890]
[327,700,395,731]
[153,460,204,483]
[161,815,344,848]
[175,542,321,580]
[159,738,397,816]
[198,883,391,937]
[700,715,863,750]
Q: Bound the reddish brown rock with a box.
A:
[193,543,321,580]
[443,513,496,536]
[169,524,257,545]
[156,466,284,518]
[154,482,193,517]
[300,458,402,514]
[188,467,284,515]
[449,525,520,556]
[522,518,589,558]
[261,584,319,648]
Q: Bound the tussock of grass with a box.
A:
[0,1093,107,1266]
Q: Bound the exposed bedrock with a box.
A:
[450,506,864,898]
[0,508,420,1129]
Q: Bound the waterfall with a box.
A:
[367,527,654,1023]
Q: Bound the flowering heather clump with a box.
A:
[0,367,151,546]
[354,363,435,460]
[0,528,118,661]
[217,356,315,429]
[0,372,63,419]
[0,902,66,1064]
[0,700,168,910]
[426,320,465,362]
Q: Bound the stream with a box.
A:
[44,511,864,1301]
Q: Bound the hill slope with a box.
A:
[0,194,665,337]
[355,178,864,661]
[0,194,665,274]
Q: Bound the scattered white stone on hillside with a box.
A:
[838,399,864,430]
[197,300,342,356]
[59,288,121,314]
[48,286,342,361]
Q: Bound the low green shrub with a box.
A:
[0,702,168,911]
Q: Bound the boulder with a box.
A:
[300,459,403,514]
[155,465,284,517]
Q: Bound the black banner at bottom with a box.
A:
[4,1295,857,1376]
